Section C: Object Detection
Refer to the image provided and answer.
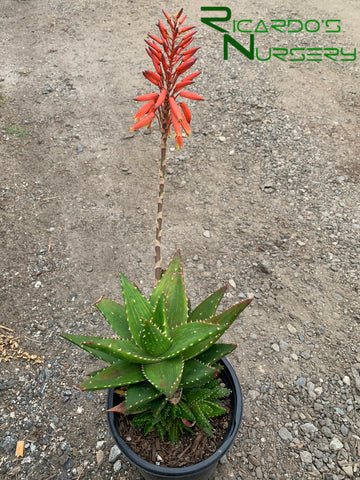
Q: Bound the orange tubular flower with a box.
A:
[131,9,203,147]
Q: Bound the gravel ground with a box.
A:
[1,0,359,479]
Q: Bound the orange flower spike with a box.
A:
[182,46,200,58]
[158,20,168,39]
[181,71,202,83]
[155,89,167,109]
[148,33,163,45]
[130,111,155,131]
[180,91,204,101]
[133,100,155,120]
[143,70,161,86]
[176,57,197,75]
[174,79,194,93]
[179,102,192,123]
[134,92,159,102]
[162,10,171,24]
[179,25,196,34]
[179,115,191,136]
[179,14,187,25]
[169,96,183,121]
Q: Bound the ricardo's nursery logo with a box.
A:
[201,6,356,62]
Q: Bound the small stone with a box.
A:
[77,145,84,153]
[113,459,122,473]
[247,390,260,400]
[86,265,93,272]
[290,353,299,361]
[300,451,313,464]
[96,441,105,450]
[218,136,226,142]
[229,149,235,155]
[271,343,280,352]
[193,254,199,261]
[229,278,236,289]
[109,445,121,464]
[279,427,293,441]
[34,281,42,289]
[203,230,210,238]
[330,437,344,452]
[287,324,297,335]
[301,423,318,435]
[259,260,272,274]
[279,340,289,350]
[342,376,351,386]
[342,464,353,477]
[96,450,104,466]
[296,377,307,387]
[300,350,311,360]
[340,425,349,436]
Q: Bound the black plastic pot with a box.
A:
[107,358,243,480]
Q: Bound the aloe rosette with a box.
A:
[62,251,251,442]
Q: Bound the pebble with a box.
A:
[300,451,313,464]
[113,459,122,473]
[258,260,272,274]
[329,437,344,452]
[109,445,121,464]
[301,423,318,435]
[203,230,210,238]
[271,343,280,352]
[278,427,293,441]
[96,450,104,465]
[287,324,297,335]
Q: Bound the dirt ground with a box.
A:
[1,0,359,479]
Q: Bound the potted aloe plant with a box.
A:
[62,9,251,480]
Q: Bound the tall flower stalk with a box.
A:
[130,9,204,285]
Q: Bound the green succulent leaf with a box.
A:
[192,403,213,435]
[143,357,184,398]
[177,400,196,422]
[61,333,119,364]
[181,359,216,387]
[78,360,144,391]
[195,343,237,365]
[159,321,227,360]
[120,273,154,347]
[125,382,162,412]
[182,299,252,360]
[208,298,252,326]
[151,293,169,336]
[81,337,159,364]
[139,318,172,357]
[150,396,168,418]
[200,400,227,417]
[149,250,187,331]
[185,382,230,406]
[95,297,131,340]
[188,286,227,322]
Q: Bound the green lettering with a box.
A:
[289,48,305,61]
[255,48,271,61]
[223,34,255,60]
[341,48,356,61]
[288,20,303,33]
[255,20,268,33]
[271,19,286,33]
[200,6,231,33]
[323,48,339,61]
[325,20,341,33]
[236,20,252,33]
[272,48,288,61]
[307,48,322,61]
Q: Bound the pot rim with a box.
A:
[107,357,243,477]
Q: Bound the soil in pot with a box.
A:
[115,397,232,468]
